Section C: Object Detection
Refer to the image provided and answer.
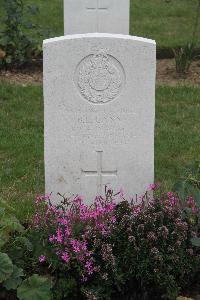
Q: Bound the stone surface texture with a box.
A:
[43,33,156,204]
[64,0,130,35]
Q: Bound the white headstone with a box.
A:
[64,0,130,35]
[43,33,156,204]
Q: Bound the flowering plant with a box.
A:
[31,186,199,300]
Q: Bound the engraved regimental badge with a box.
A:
[75,50,125,104]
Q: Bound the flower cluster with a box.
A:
[33,191,118,282]
[32,188,199,300]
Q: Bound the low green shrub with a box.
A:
[0,0,42,68]
[173,160,200,206]
[173,0,200,74]
[0,202,51,300]
[173,44,194,75]
[0,184,199,300]
[29,187,199,300]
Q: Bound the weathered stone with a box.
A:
[64,0,130,35]
[43,33,156,204]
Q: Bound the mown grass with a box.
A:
[0,0,199,49]
[0,83,44,220]
[130,0,200,48]
[0,82,199,221]
[155,86,200,189]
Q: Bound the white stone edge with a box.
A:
[43,33,156,46]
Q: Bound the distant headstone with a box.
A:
[64,0,130,35]
[43,33,156,204]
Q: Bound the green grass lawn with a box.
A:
[0,82,199,221]
[0,83,44,220]
[0,0,199,49]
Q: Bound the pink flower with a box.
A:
[148,183,159,191]
[133,206,141,216]
[176,240,182,246]
[81,275,88,282]
[187,197,198,214]
[151,247,159,255]
[35,194,51,205]
[167,192,178,206]
[167,191,173,198]
[85,260,94,275]
[64,228,71,237]
[154,268,159,273]
[49,235,55,243]
[111,216,116,223]
[70,239,81,253]
[147,232,157,241]
[57,217,68,226]
[159,226,169,238]
[128,236,136,243]
[61,252,70,263]
[39,255,46,263]
[186,248,193,255]
[73,195,84,204]
[56,228,63,243]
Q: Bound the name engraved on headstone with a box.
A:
[60,110,137,145]
[74,50,125,104]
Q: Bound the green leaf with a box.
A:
[17,274,52,300]
[0,214,24,250]
[189,187,200,206]
[183,207,192,214]
[0,231,10,249]
[3,265,24,290]
[0,252,13,283]
[15,237,33,251]
[173,180,190,200]
[56,277,77,298]
[1,215,24,233]
[191,237,200,247]
[0,207,5,216]
[0,200,15,212]
[173,180,200,204]
[5,55,12,64]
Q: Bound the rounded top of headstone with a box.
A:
[43,33,156,47]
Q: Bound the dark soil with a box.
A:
[156,59,200,86]
[0,59,199,87]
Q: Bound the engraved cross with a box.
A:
[81,151,117,195]
[85,0,110,31]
